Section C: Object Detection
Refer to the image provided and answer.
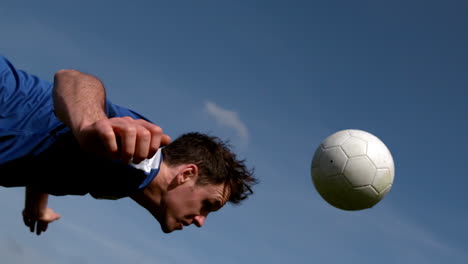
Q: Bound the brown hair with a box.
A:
[161,132,257,204]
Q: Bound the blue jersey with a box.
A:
[0,55,160,199]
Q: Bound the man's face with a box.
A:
[158,170,229,233]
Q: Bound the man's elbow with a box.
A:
[54,69,81,83]
[54,69,102,86]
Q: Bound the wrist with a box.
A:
[72,113,107,138]
[24,187,49,214]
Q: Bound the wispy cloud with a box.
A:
[204,101,249,145]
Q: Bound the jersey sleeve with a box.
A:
[0,55,64,165]
[105,100,153,122]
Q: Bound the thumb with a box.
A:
[52,213,61,221]
[161,134,171,146]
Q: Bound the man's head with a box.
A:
[156,132,258,233]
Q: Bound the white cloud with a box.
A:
[204,101,249,145]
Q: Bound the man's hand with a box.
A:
[75,116,171,164]
[52,69,170,164]
[22,207,61,236]
[23,188,61,236]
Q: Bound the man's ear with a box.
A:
[178,164,199,185]
[168,164,199,190]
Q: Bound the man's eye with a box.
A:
[203,201,213,211]
[203,200,222,212]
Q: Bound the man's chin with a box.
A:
[161,227,173,234]
[160,222,172,233]
[160,223,179,233]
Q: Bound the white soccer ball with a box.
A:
[311,129,395,211]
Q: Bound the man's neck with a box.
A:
[130,162,169,218]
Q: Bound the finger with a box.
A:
[23,218,33,230]
[37,221,48,236]
[95,121,119,157]
[161,134,171,146]
[36,221,41,235]
[53,213,61,221]
[42,212,61,222]
[135,121,161,158]
[104,117,137,162]
[132,129,151,164]
[117,125,137,163]
[30,220,35,233]
[150,134,171,159]
[22,211,35,232]
[22,211,29,227]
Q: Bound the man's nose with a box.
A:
[193,215,206,227]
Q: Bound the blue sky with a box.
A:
[1,0,467,263]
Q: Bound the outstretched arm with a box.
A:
[52,69,171,163]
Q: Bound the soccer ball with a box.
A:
[311,129,395,211]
